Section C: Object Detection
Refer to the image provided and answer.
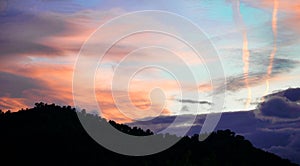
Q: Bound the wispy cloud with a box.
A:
[212,57,299,95]
[174,99,212,105]
[265,0,279,96]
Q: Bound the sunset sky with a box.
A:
[0,0,300,123]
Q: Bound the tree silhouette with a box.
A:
[0,103,296,166]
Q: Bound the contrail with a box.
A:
[231,0,252,108]
[242,30,251,108]
[264,0,279,97]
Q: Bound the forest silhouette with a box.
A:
[0,102,297,166]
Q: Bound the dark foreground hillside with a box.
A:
[0,103,296,166]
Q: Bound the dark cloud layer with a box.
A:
[130,88,300,164]
[131,111,300,164]
[259,96,300,119]
[266,88,300,102]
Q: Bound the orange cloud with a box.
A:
[0,62,74,110]
[0,97,27,112]
[0,8,218,122]
[0,59,176,123]
[198,83,213,92]
[0,55,187,123]
[96,89,171,123]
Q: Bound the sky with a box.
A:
[0,0,300,123]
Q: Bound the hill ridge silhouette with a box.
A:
[0,102,297,166]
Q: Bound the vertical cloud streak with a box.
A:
[242,31,251,108]
[265,0,278,96]
[232,0,252,108]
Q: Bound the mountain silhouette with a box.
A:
[0,102,297,166]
